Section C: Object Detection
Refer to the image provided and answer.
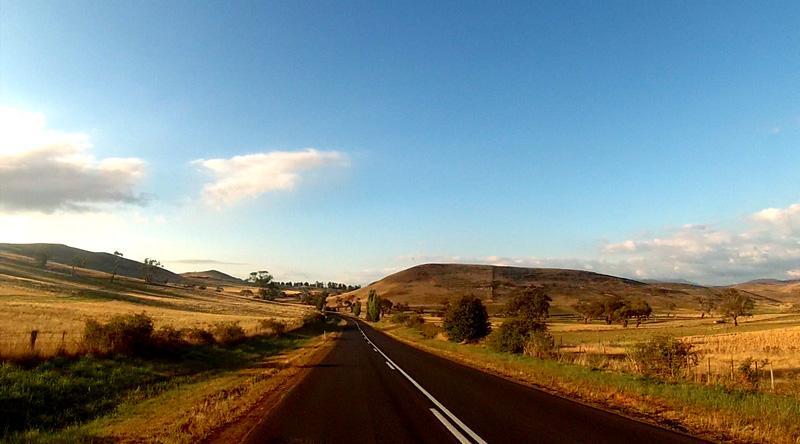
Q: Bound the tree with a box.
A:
[34,247,49,269]
[628,298,652,328]
[70,255,86,276]
[572,298,604,323]
[142,258,162,283]
[366,290,382,322]
[316,290,329,311]
[505,286,551,322]
[248,271,274,287]
[665,301,678,318]
[718,289,754,326]
[111,251,124,283]
[443,296,490,343]
[695,295,715,319]
[352,300,362,317]
[379,298,394,316]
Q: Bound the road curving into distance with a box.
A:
[243,315,707,444]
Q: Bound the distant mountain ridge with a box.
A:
[0,243,184,284]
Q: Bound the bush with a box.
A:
[390,312,410,324]
[419,323,441,339]
[182,327,216,345]
[629,336,700,379]
[198,285,207,290]
[522,330,555,358]
[151,326,188,351]
[404,314,425,329]
[239,289,254,296]
[211,321,246,345]
[82,313,154,355]
[443,296,491,343]
[258,318,286,336]
[489,319,545,354]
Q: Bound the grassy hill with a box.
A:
[337,263,793,313]
[0,243,183,284]
[181,270,244,285]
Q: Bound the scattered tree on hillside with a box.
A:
[248,271,280,300]
[718,289,754,326]
[366,290,382,322]
[393,302,410,313]
[34,247,49,268]
[695,295,715,319]
[142,258,162,283]
[443,295,490,343]
[665,301,678,318]
[70,255,86,277]
[352,300,362,317]
[111,251,124,283]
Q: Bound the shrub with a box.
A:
[239,289,254,296]
[198,285,207,290]
[211,321,246,345]
[404,314,425,329]
[215,286,224,292]
[628,335,700,379]
[443,296,490,343]
[419,323,441,339]
[182,327,216,345]
[522,331,555,358]
[258,318,286,336]
[390,312,410,324]
[151,326,188,351]
[489,319,545,354]
[82,313,154,355]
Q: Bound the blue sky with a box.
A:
[1,1,798,284]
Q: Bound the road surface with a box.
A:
[243,316,705,443]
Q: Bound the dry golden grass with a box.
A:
[0,254,312,360]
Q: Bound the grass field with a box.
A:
[0,252,312,360]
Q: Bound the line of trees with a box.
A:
[572,295,652,327]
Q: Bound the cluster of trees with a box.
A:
[270,281,361,291]
[573,288,755,327]
[142,258,163,283]
[247,271,280,300]
[300,290,328,311]
[572,295,652,327]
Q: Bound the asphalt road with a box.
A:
[243,316,706,444]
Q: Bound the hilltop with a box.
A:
[337,263,793,313]
[181,270,244,285]
[0,243,183,284]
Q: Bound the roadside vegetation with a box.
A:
[0,312,332,442]
[378,286,800,443]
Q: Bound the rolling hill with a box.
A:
[0,243,184,284]
[336,263,791,313]
[181,270,244,285]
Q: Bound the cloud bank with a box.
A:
[0,107,146,212]
[193,148,347,207]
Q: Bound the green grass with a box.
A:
[0,320,334,440]
[384,323,800,442]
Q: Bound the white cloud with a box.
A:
[193,148,347,207]
[0,106,146,212]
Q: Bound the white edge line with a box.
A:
[355,320,488,444]
[430,408,471,444]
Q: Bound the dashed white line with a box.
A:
[386,361,396,370]
[430,408,471,444]
[355,320,488,444]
